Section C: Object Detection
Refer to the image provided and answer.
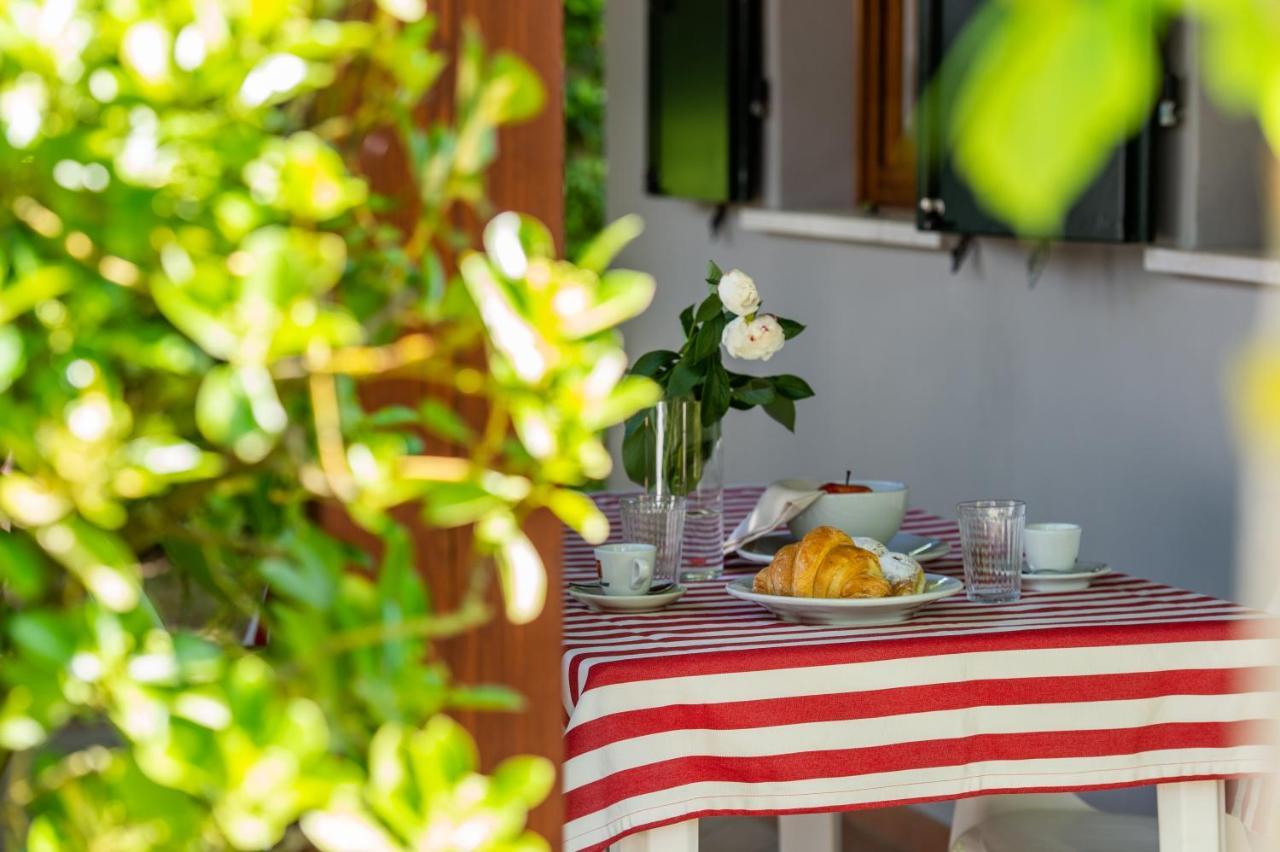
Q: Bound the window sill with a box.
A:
[739,208,949,251]
[1143,246,1280,287]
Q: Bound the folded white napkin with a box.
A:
[723,481,824,554]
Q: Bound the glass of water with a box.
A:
[635,397,724,581]
[620,494,687,588]
[956,500,1025,603]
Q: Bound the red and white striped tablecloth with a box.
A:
[560,486,1277,851]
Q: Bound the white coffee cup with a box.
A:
[594,543,655,596]
[1025,523,1082,573]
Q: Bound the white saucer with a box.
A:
[568,584,686,613]
[736,532,950,565]
[1021,561,1110,592]
[725,573,963,626]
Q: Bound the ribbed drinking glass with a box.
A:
[620,494,687,587]
[956,500,1025,603]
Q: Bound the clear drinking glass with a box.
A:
[956,500,1025,603]
[620,494,687,587]
[637,397,724,581]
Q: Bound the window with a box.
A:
[856,0,918,209]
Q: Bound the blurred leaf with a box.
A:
[482,53,546,124]
[195,365,286,463]
[582,375,661,431]
[545,488,608,543]
[0,530,48,600]
[492,754,555,808]
[0,265,73,324]
[560,268,656,339]
[447,683,524,712]
[0,324,24,392]
[575,214,643,273]
[492,527,545,624]
[9,611,77,665]
[41,518,140,612]
[945,1,1161,234]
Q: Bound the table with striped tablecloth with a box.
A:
[560,485,1276,852]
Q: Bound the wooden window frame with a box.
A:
[856,0,917,209]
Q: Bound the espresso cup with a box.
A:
[1025,523,1082,573]
[594,543,656,596]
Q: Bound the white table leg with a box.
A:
[615,819,698,852]
[1157,779,1226,852]
[780,813,841,852]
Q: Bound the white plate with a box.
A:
[725,573,963,625]
[1021,561,1110,592]
[568,584,686,613]
[736,532,950,565]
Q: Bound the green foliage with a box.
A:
[622,261,813,486]
[937,0,1280,235]
[0,2,658,848]
[565,0,606,259]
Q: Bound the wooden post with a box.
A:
[323,1,566,844]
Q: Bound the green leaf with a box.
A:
[561,268,657,338]
[778,317,806,340]
[689,314,727,363]
[702,362,732,427]
[483,52,546,124]
[196,365,285,463]
[0,530,47,600]
[448,683,525,712]
[419,399,475,443]
[679,304,696,337]
[772,374,815,400]
[764,396,797,432]
[695,292,722,323]
[545,488,609,543]
[582,375,662,431]
[492,754,555,809]
[630,349,678,379]
[0,265,73,324]
[366,406,419,428]
[576,214,644,273]
[423,483,503,527]
[621,420,651,486]
[704,260,724,286]
[665,356,703,398]
[732,378,776,408]
[9,611,77,665]
[0,325,24,393]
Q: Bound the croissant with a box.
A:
[753,526,892,599]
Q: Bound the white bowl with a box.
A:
[784,478,908,543]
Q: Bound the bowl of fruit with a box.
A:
[782,474,908,543]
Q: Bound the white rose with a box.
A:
[717,269,761,316]
[721,314,785,361]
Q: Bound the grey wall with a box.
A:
[605,0,1262,818]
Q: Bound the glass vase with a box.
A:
[639,398,725,581]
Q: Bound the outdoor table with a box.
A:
[560,485,1275,852]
